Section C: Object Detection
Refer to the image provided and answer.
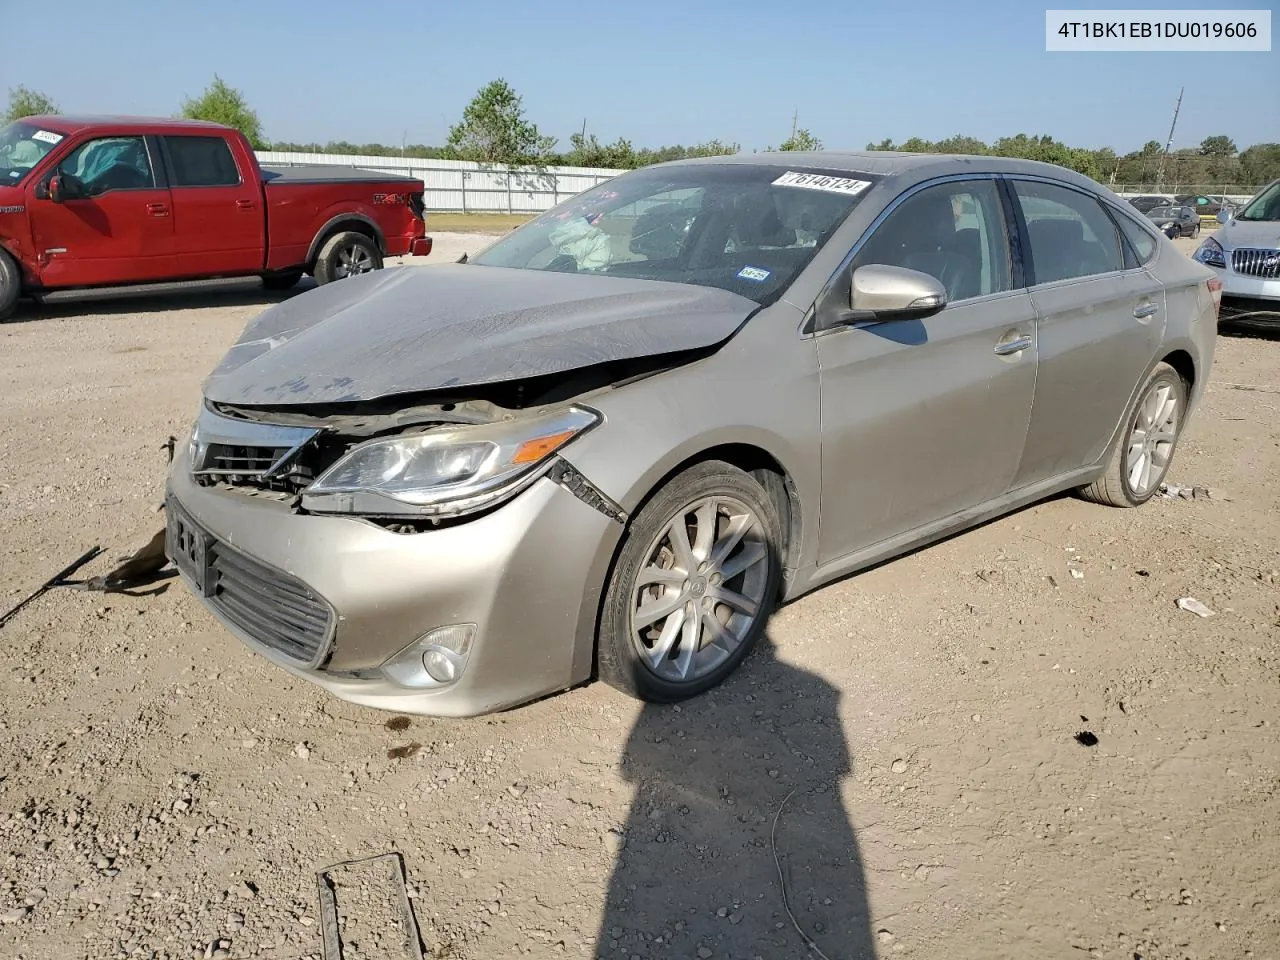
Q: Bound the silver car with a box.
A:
[1195,178,1280,324]
[165,152,1219,716]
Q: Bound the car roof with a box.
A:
[15,115,232,135]
[656,149,1106,193]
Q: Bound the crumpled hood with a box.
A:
[203,264,758,406]
[1218,219,1280,249]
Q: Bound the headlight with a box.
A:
[1192,236,1226,269]
[301,405,600,518]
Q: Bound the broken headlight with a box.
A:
[301,405,600,518]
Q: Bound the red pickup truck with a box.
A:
[0,116,433,319]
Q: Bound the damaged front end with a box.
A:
[183,353,693,531]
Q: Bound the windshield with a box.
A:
[1237,180,1280,222]
[1148,206,1180,218]
[470,164,876,304]
[0,121,65,185]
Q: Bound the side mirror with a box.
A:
[1216,208,1232,224]
[48,176,65,203]
[837,264,948,325]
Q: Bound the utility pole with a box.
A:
[791,109,798,141]
[1154,86,1183,188]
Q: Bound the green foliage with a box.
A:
[5,86,59,123]
[864,132,1275,187]
[446,79,556,166]
[564,132,637,169]
[778,128,822,152]
[1199,135,1237,157]
[180,75,267,149]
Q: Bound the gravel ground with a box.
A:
[1,234,1278,960]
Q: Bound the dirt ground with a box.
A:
[1,232,1277,960]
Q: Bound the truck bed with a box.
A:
[260,164,421,186]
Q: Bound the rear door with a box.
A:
[160,134,265,276]
[814,177,1039,563]
[27,134,175,287]
[1007,178,1166,489]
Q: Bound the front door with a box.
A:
[1007,178,1167,489]
[160,135,265,276]
[815,178,1038,564]
[27,135,175,287]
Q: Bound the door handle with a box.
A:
[235,199,255,210]
[994,335,1033,356]
[145,202,169,217]
[1133,302,1159,319]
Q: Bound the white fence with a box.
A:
[255,151,624,214]
[255,151,1263,215]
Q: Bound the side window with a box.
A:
[59,136,155,196]
[1114,210,1158,265]
[163,136,242,187]
[1013,180,1125,284]
[851,179,1012,302]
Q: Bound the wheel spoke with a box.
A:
[644,605,686,669]
[665,513,696,573]
[718,540,767,582]
[672,603,703,679]
[1127,451,1146,490]
[700,608,736,653]
[708,512,753,569]
[1151,429,1177,444]
[709,586,758,617]
[637,565,686,588]
[634,591,685,630]
[691,500,718,563]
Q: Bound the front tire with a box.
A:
[313,231,382,285]
[597,461,783,703]
[1077,361,1187,507]
[0,248,21,322]
[261,268,304,291]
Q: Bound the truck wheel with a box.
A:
[313,231,382,285]
[0,249,20,322]
[261,268,304,291]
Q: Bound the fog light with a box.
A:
[379,623,476,689]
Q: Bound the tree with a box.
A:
[5,86,58,123]
[180,75,267,149]
[446,79,555,166]
[1199,135,1237,157]
[778,128,822,151]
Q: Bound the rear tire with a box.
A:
[597,461,783,703]
[261,268,304,291]
[1077,361,1187,507]
[313,231,382,285]
[0,248,20,322]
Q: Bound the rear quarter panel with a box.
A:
[263,184,424,270]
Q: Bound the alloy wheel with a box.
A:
[334,244,375,279]
[1124,378,1180,497]
[629,496,771,683]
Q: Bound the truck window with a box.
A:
[59,136,156,197]
[163,136,242,187]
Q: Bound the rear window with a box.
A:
[163,136,241,187]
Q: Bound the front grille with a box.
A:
[1232,247,1280,279]
[203,443,294,476]
[208,539,333,666]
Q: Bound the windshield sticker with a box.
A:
[772,171,871,196]
[31,130,64,145]
[737,266,771,282]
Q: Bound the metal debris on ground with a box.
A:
[0,546,103,629]
[1176,597,1216,618]
[316,852,424,960]
[1159,483,1214,500]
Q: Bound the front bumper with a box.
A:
[165,448,622,717]
[410,237,433,257]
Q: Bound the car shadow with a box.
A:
[1218,320,1280,343]
[7,278,317,324]
[594,636,875,959]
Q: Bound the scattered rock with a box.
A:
[697,947,714,958]
[1075,731,1099,747]
[293,742,311,760]
[1,906,31,924]
[877,929,895,944]
[1069,568,1085,580]
[890,759,908,774]
[1176,597,1215,618]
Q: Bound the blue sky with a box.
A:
[3,0,1277,152]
